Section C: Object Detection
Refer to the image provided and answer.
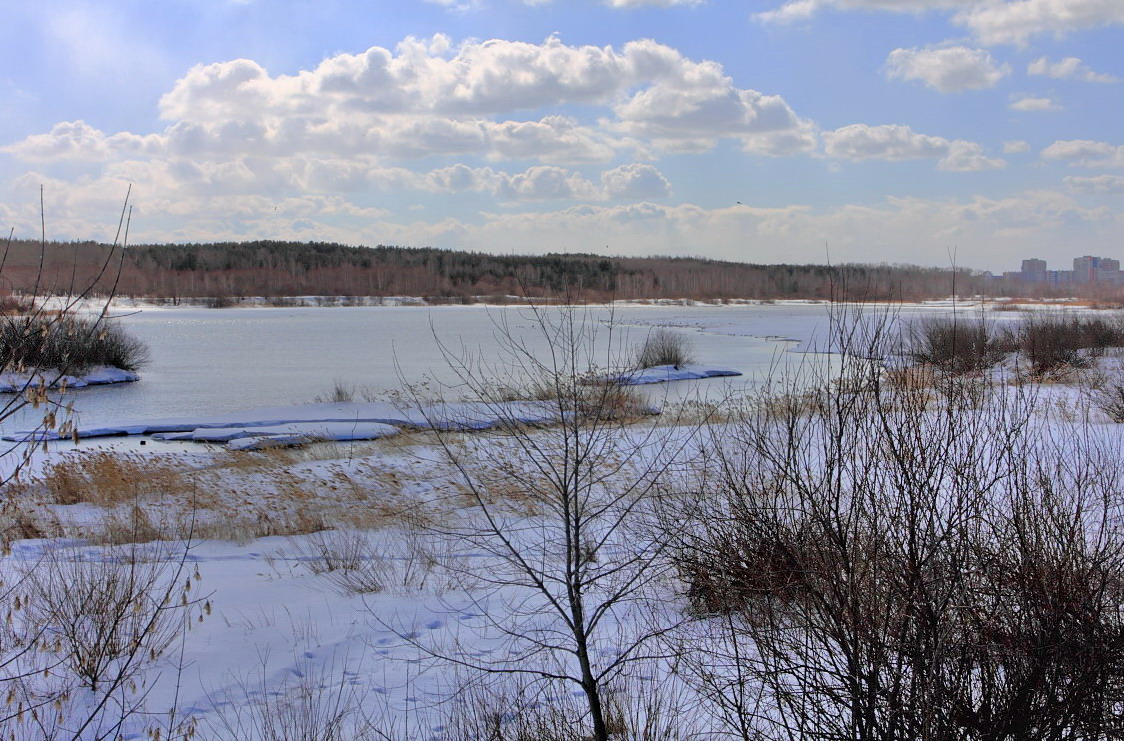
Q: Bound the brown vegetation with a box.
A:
[0,238,1010,302]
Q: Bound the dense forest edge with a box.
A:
[0,239,1115,303]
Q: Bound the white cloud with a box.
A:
[885,46,1010,92]
[940,140,1008,171]
[756,0,969,24]
[1009,95,1061,111]
[956,0,1124,45]
[3,173,1115,268]
[8,36,815,169]
[1064,174,1124,193]
[1003,140,1030,153]
[823,124,1005,171]
[1028,56,1118,82]
[757,0,1124,45]
[1042,139,1124,167]
[144,36,812,160]
[599,163,672,199]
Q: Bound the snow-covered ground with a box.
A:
[4,302,1124,739]
[0,366,137,393]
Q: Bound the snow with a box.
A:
[164,421,402,449]
[3,400,565,443]
[0,365,138,393]
[603,364,742,385]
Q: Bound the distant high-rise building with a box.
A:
[1099,258,1121,285]
[1021,258,1047,283]
[1074,256,1121,284]
[1074,255,1098,283]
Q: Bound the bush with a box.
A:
[635,327,694,369]
[907,316,1006,374]
[1016,312,1124,375]
[0,313,149,372]
[669,308,1124,740]
[1086,370,1124,422]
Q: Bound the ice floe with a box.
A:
[3,400,564,446]
[600,364,742,385]
[0,366,138,393]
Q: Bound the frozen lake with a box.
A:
[0,301,964,435]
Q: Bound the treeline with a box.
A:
[0,238,1068,302]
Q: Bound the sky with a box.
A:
[1,0,1122,272]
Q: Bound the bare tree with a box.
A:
[389,301,713,740]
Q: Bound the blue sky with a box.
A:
[2,0,1122,271]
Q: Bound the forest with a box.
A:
[0,238,1100,302]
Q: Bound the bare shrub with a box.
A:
[907,315,1006,374]
[441,678,587,741]
[1016,312,1124,375]
[23,542,190,693]
[440,671,697,741]
[668,305,1124,740]
[635,327,694,369]
[288,529,388,595]
[1,535,204,739]
[1085,368,1124,422]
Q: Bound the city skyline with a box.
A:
[1,1,1122,271]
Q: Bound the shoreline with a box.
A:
[35,293,1118,314]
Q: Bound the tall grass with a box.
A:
[635,327,694,369]
[0,313,149,372]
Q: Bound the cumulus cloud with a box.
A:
[957,0,1124,45]
[3,121,153,162]
[885,46,1009,92]
[1028,56,1118,82]
[1064,175,1124,194]
[1042,139,1124,167]
[823,124,1005,171]
[1009,95,1061,111]
[1003,140,1031,153]
[599,163,672,199]
[610,63,817,154]
[757,0,1124,45]
[8,36,810,166]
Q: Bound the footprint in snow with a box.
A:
[425,619,443,630]
[303,650,315,659]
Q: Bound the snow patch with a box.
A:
[4,401,566,443]
[0,365,138,393]
[600,364,742,386]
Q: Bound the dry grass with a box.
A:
[37,450,190,506]
[884,365,938,391]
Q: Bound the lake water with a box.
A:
[1,301,958,435]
